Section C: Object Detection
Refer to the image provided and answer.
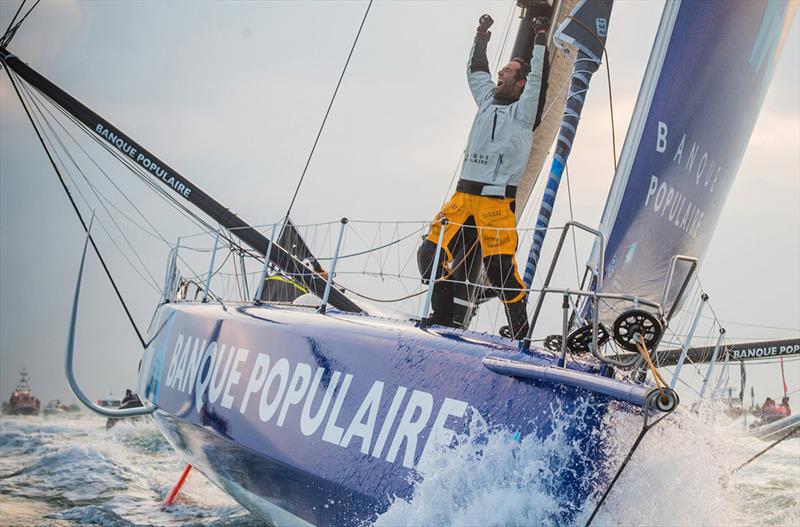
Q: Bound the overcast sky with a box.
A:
[1,1,798,410]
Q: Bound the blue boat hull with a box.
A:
[138,303,635,525]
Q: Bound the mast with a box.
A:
[0,47,362,314]
[510,1,554,65]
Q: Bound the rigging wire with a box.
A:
[20,76,264,287]
[563,163,582,285]
[18,72,265,270]
[17,82,163,294]
[731,426,800,474]
[46,95,221,239]
[701,315,799,333]
[19,80,163,291]
[1,0,27,41]
[3,66,146,347]
[562,14,618,170]
[283,0,373,221]
[27,88,167,242]
[0,0,40,47]
[493,0,517,71]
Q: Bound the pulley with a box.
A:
[566,323,610,354]
[612,309,663,352]
[543,334,562,352]
[650,387,679,412]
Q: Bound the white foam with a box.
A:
[375,402,800,527]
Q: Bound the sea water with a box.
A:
[0,410,797,526]
[377,406,800,526]
[0,414,257,526]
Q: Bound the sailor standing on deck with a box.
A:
[418,14,549,339]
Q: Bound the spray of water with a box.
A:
[376,402,800,527]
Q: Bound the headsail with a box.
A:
[589,0,797,318]
[522,0,615,287]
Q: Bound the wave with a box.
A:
[375,402,800,526]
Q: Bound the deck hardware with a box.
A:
[162,238,180,303]
[698,328,726,400]
[254,223,278,304]
[559,292,569,366]
[669,293,708,389]
[320,218,348,314]
[544,334,563,352]
[66,212,157,418]
[239,253,249,300]
[419,217,447,327]
[523,221,605,351]
[612,309,662,351]
[202,228,221,303]
[567,323,610,354]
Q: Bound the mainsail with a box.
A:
[522,0,615,287]
[589,0,797,319]
[515,0,579,216]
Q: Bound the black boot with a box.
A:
[424,280,455,327]
[500,300,529,340]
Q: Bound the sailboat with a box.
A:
[1,0,796,525]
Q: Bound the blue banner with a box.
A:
[596,0,795,316]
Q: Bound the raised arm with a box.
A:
[515,19,549,127]
[467,14,496,106]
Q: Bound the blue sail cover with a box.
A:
[593,0,796,317]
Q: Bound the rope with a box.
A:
[284,0,373,220]
[636,338,668,399]
[731,425,800,473]
[315,225,424,261]
[562,15,618,170]
[0,0,40,47]
[348,287,426,303]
